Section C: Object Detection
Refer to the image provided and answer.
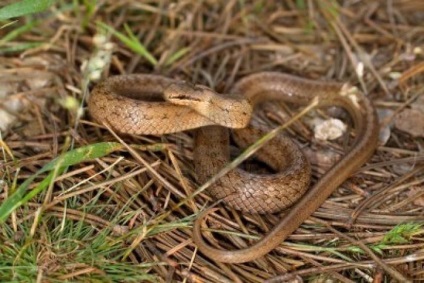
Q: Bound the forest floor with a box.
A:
[0,1,423,282]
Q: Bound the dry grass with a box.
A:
[1,0,424,282]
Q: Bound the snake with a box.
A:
[88,72,379,263]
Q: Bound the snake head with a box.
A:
[164,81,252,128]
[164,82,220,122]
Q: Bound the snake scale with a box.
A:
[88,72,379,263]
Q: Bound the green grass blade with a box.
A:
[0,21,38,45]
[165,47,190,66]
[0,142,123,223]
[0,0,56,20]
[97,21,158,66]
[0,42,43,54]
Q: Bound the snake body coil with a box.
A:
[88,72,379,263]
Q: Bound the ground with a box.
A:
[0,1,423,282]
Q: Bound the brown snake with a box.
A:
[88,72,379,263]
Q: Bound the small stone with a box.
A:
[394,109,424,137]
[314,118,347,141]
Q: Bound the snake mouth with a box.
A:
[166,94,202,102]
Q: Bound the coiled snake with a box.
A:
[88,72,379,263]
